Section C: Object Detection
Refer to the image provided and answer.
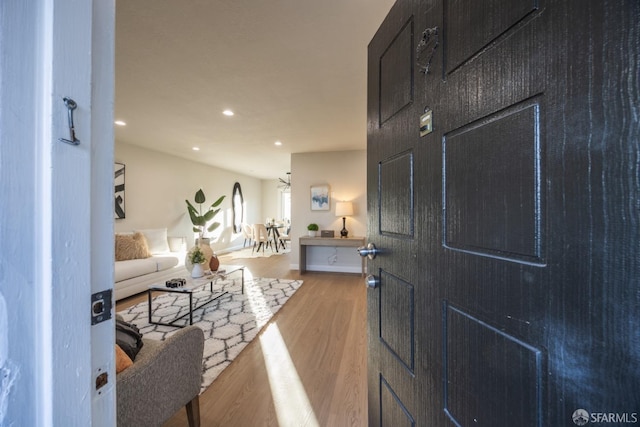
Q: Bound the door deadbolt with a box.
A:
[365,275,380,289]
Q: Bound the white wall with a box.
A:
[261,179,282,222]
[290,150,367,273]
[114,142,264,253]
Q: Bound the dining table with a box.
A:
[265,224,282,252]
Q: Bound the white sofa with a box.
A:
[115,228,188,301]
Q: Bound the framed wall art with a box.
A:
[114,162,125,219]
[310,184,330,211]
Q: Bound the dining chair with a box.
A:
[277,226,291,250]
[252,224,270,254]
[242,224,253,248]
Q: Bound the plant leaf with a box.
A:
[203,208,220,222]
[207,222,220,232]
[210,195,225,208]
[189,209,205,226]
[194,189,206,204]
[187,191,225,232]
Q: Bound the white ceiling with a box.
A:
[115,0,396,180]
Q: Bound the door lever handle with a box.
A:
[357,243,379,260]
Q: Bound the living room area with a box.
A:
[113,134,369,425]
[113,141,367,273]
[108,0,384,424]
[116,247,367,426]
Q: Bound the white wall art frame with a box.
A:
[310,184,330,211]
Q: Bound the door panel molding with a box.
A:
[379,270,415,374]
[444,0,541,75]
[380,375,416,427]
[443,97,544,265]
[379,17,415,125]
[379,150,415,238]
[443,303,543,427]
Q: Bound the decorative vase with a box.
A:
[196,238,214,267]
[185,240,213,274]
[209,254,220,272]
[191,263,204,278]
[308,230,317,237]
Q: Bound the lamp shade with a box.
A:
[335,201,354,217]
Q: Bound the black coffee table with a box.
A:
[147,264,245,327]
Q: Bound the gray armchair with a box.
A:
[116,320,205,427]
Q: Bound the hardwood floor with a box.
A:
[115,249,368,427]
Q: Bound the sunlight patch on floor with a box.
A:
[243,269,276,328]
[260,323,319,427]
[228,246,291,259]
[243,268,255,282]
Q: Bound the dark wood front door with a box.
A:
[366,1,639,425]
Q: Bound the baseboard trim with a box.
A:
[300,264,362,274]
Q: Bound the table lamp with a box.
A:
[335,201,354,238]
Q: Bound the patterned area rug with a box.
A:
[227,246,291,259]
[117,276,303,393]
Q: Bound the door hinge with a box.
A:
[91,290,112,325]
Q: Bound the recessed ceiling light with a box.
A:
[114,120,127,126]
[274,141,282,146]
[223,110,234,116]
[192,147,200,151]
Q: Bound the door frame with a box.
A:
[0,1,115,425]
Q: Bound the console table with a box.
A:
[299,236,366,276]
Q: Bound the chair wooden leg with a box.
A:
[186,395,200,427]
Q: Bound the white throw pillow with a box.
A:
[167,236,186,252]
[136,228,170,254]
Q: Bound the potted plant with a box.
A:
[307,223,319,237]
[188,246,207,278]
[185,189,225,243]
